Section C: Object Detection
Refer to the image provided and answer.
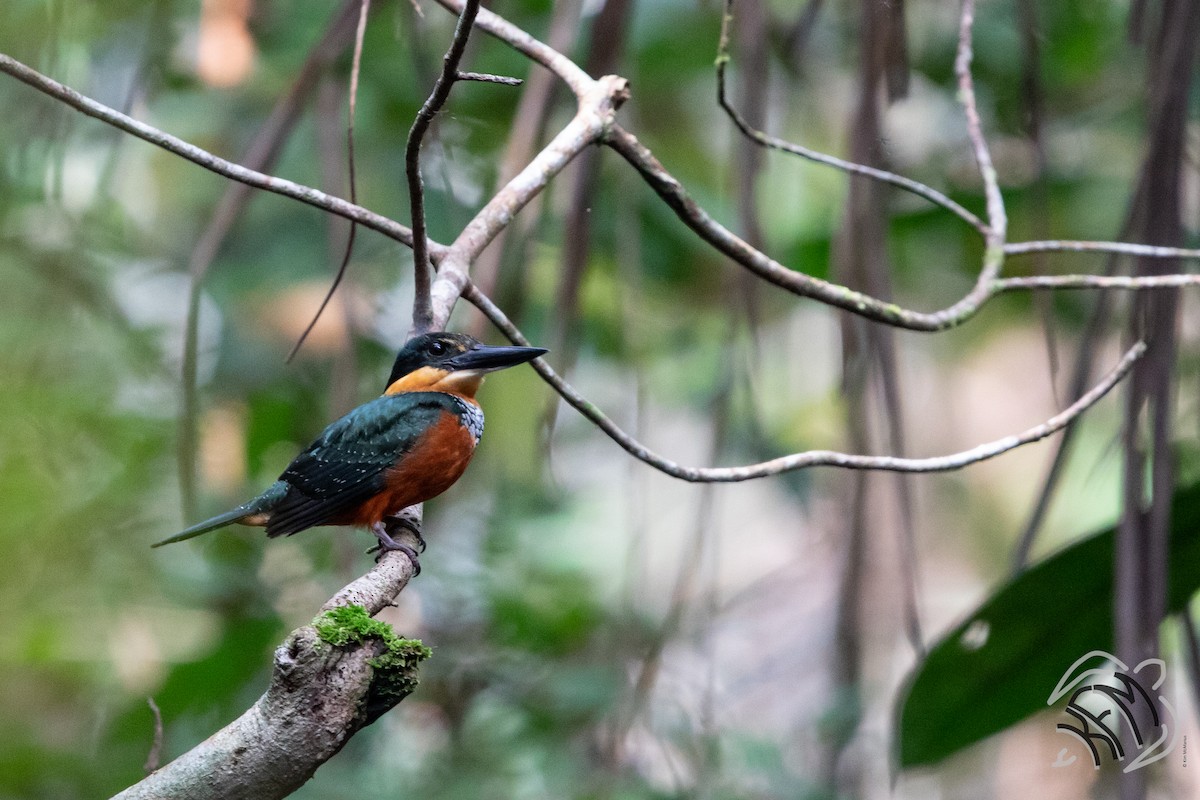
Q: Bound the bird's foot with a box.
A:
[368,521,421,575]
[385,514,426,553]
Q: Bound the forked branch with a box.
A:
[5,38,1198,337]
[716,0,987,234]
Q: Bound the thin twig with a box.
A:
[174,1,366,520]
[288,0,372,362]
[433,0,593,95]
[313,76,365,424]
[456,70,522,85]
[994,273,1200,291]
[425,74,630,330]
[7,49,1200,337]
[0,52,429,255]
[604,122,1200,329]
[465,282,1146,480]
[143,697,164,775]
[604,123,974,330]
[1005,239,1200,259]
[466,0,583,336]
[406,0,482,334]
[716,0,987,235]
[955,0,1005,244]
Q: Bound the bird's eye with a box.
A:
[428,341,447,356]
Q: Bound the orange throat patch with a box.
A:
[385,367,484,399]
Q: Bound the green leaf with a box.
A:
[896,480,1200,769]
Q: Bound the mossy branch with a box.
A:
[113,543,423,800]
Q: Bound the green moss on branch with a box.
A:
[313,605,432,715]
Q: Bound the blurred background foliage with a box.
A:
[1,0,1198,798]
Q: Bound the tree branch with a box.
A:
[465,282,1146,480]
[0,52,429,255]
[407,0,482,334]
[6,45,1200,340]
[994,273,1200,291]
[456,70,523,85]
[445,0,1200,336]
[433,0,594,95]
[287,0,373,363]
[116,539,423,800]
[427,74,629,330]
[5,0,1181,796]
[603,123,987,330]
[955,0,1005,243]
[5,2,1192,793]
[1004,239,1200,259]
[716,0,988,234]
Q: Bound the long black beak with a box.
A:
[447,343,547,372]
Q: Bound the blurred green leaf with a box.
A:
[896,480,1200,769]
[490,566,602,657]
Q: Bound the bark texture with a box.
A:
[113,546,423,800]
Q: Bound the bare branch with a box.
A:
[407,0,482,334]
[434,0,594,96]
[6,32,1199,347]
[177,0,368,520]
[116,537,423,800]
[3,18,613,396]
[456,70,523,85]
[467,0,584,336]
[955,0,1005,243]
[0,52,430,255]
[449,1,1200,333]
[604,123,993,330]
[288,0,373,362]
[952,0,1008,336]
[994,273,1200,291]
[605,122,1200,329]
[716,0,988,234]
[427,75,629,330]
[1005,239,1200,259]
[143,697,164,775]
[465,282,1146,481]
[23,0,1186,794]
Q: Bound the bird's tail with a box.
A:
[152,482,287,548]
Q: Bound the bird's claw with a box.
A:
[368,522,421,575]
[385,515,427,553]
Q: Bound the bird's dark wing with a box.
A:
[265,392,457,537]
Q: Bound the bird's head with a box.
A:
[384,332,547,398]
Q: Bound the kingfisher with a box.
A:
[153,332,546,567]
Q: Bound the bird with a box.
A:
[153,331,547,568]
